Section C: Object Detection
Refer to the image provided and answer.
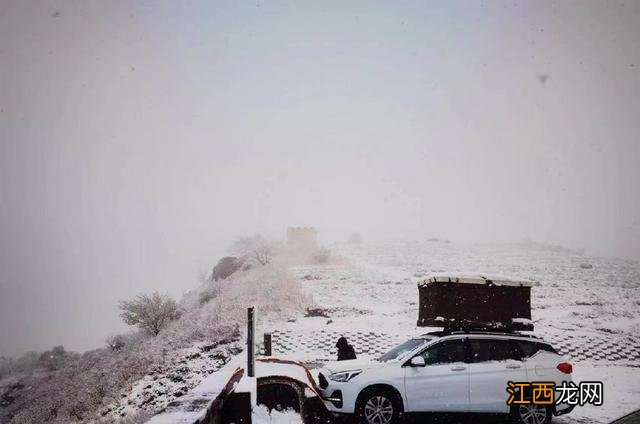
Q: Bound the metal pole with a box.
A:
[247,307,255,377]
[263,332,272,356]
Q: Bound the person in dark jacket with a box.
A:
[336,336,357,361]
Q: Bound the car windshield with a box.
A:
[377,337,432,362]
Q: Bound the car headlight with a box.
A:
[328,370,362,382]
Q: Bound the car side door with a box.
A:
[467,337,528,413]
[403,337,470,412]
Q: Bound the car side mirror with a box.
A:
[410,356,426,367]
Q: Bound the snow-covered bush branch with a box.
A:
[230,234,277,266]
[119,292,180,336]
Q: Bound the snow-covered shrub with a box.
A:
[37,345,80,371]
[199,289,216,305]
[11,351,40,374]
[119,292,180,336]
[230,234,278,266]
[211,264,310,320]
[105,334,125,352]
[0,357,14,379]
[161,264,310,347]
[108,332,148,357]
[0,347,78,379]
[4,343,155,424]
[198,282,223,305]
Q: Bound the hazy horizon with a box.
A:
[1,0,639,357]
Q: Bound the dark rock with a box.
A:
[211,257,246,281]
[174,386,189,397]
[140,395,156,406]
[305,307,331,318]
[169,374,184,383]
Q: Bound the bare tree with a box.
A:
[231,234,273,266]
[119,292,180,336]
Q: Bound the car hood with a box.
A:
[322,358,386,374]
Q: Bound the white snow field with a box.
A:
[269,240,640,423]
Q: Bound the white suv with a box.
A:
[316,331,574,424]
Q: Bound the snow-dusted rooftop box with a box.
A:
[417,274,534,330]
[418,274,536,288]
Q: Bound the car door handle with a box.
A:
[506,363,522,369]
[450,365,466,371]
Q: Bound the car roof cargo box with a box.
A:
[417,275,534,331]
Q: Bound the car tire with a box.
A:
[356,389,402,424]
[510,403,553,424]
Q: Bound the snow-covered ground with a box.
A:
[104,341,243,420]
[289,241,640,340]
[272,240,640,423]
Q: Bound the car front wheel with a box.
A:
[357,392,401,424]
[511,403,552,424]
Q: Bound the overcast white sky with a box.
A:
[1,0,639,356]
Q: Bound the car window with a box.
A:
[469,338,520,363]
[378,338,431,362]
[515,340,557,358]
[419,339,466,365]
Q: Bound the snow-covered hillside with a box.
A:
[0,264,310,424]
